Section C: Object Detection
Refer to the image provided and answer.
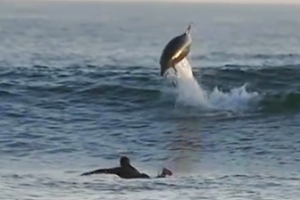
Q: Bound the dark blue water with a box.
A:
[1,2,300,199]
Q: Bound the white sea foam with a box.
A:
[165,58,259,112]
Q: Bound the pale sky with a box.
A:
[102,0,299,3]
[8,0,300,3]
[3,0,300,4]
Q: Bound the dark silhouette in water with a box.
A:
[159,23,193,77]
[80,156,173,179]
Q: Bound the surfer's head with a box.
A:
[162,167,173,176]
[120,156,130,167]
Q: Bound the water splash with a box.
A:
[165,58,259,112]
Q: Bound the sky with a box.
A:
[2,0,300,4]
[110,0,299,3]
[110,0,300,3]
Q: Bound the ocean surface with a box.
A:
[1,1,300,200]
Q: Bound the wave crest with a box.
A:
[166,58,260,113]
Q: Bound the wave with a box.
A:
[1,63,300,75]
[163,59,300,115]
[164,58,259,113]
[260,92,300,113]
[212,64,300,71]
[192,64,300,86]
[69,81,300,115]
[1,63,300,115]
[192,53,300,61]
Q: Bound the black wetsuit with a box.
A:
[81,156,171,179]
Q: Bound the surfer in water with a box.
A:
[80,156,173,179]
